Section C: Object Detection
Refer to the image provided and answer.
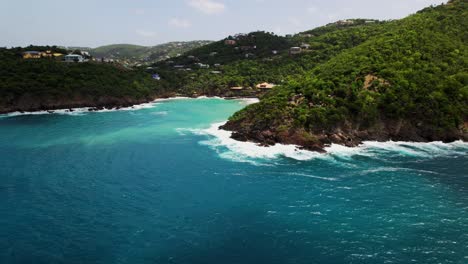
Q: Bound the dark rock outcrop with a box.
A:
[221,118,468,152]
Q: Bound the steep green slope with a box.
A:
[222,0,468,150]
[90,41,212,62]
[151,23,388,96]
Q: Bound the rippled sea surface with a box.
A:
[1,98,467,264]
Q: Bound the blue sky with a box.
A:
[1,0,447,47]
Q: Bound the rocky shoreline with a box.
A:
[0,92,258,115]
[221,118,468,153]
[3,94,465,153]
[0,95,155,114]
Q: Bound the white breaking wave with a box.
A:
[157,96,259,106]
[188,121,468,162]
[198,122,324,161]
[1,102,160,117]
[0,97,258,118]
[3,108,90,117]
[153,97,191,102]
[237,98,260,105]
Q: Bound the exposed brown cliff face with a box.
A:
[221,118,468,152]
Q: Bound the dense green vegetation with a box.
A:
[1,0,466,145]
[0,47,160,111]
[150,23,390,96]
[227,0,467,140]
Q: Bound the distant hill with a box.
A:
[89,41,213,62]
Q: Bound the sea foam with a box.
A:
[198,122,323,162]
[0,97,258,118]
[1,102,159,117]
[191,122,468,163]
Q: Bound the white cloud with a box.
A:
[169,18,192,28]
[136,29,157,38]
[133,8,146,15]
[188,0,226,15]
[272,26,283,35]
[307,6,318,14]
[288,17,302,27]
[327,13,339,21]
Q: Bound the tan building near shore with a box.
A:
[256,82,276,89]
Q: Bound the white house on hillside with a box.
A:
[64,54,85,62]
[289,47,302,55]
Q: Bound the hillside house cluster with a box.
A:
[22,50,64,59]
[289,43,312,55]
[336,20,354,26]
[22,49,93,63]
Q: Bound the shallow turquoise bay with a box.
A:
[0,98,467,264]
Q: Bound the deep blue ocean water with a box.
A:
[0,98,467,264]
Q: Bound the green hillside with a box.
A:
[90,41,212,62]
[0,47,162,113]
[1,0,466,149]
[150,22,389,96]
[222,0,468,149]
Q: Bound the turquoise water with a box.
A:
[0,98,467,264]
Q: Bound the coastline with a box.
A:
[198,121,468,162]
[0,95,260,116]
[3,96,465,154]
[220,119,468,153]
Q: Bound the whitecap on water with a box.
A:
[185,121,468,163]
[360,167,442,176]
[150,111,168,116]
[359,141,468,158]
[287,172,339,181]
